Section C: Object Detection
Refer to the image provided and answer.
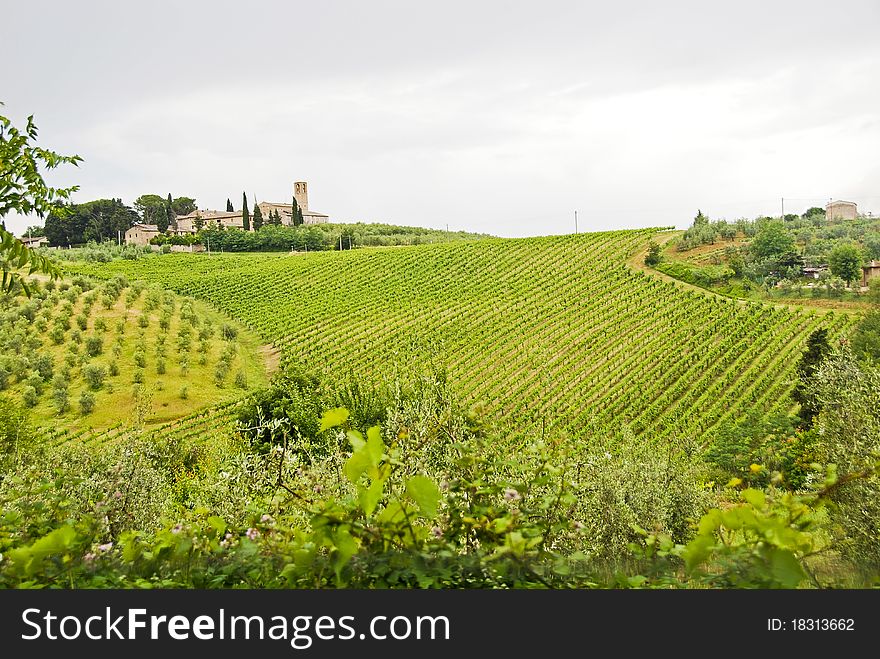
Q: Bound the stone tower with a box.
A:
[293,181,309,212]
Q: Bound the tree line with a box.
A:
[43,194,196,247]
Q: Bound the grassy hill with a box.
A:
[65,229,853,445]
[0,275,268,442]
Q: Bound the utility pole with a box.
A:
[781,197,784,221]
[574,210,578,234]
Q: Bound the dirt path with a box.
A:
[259,344,282,376]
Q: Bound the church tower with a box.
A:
[293,181,309,212]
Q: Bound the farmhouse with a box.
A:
[175,211,243,234]
[825,200,858,221]
[20,235,49,248]
[863,260,880,287]
[125,223,160,246]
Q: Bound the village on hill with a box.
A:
[124,181,330,248]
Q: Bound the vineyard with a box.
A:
[67,229,854,444]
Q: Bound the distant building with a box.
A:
[802,266,827,280]
[126,180,329,245]
[863,260,880,287]
[258,182,331,226]
[125,223,160,246]
[20,235,49,248]
[175,211,243,234]
[825,200,858,221]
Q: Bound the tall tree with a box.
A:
[829,243,864,287]
[291,196,300,226]
[291,196,304,226]
[171,196,197,216]
[226,198,234,212]
[252,201,263,231]
[751,221,795,260]
[165,192,176,232]
[194,213,204,231]
[242,192,250,231]
[792,328,833,428]
[0,105,74,294]
[134,194,166,226]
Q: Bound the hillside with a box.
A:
[0,275,269,442]
[66,229,853,444]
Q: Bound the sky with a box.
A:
[3,0,879,238]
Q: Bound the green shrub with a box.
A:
[52,386,69,415]
[25,372,43,396]
[234,369,247,389]
[22,386,39,408]
[85,335,103,357]
[79,391,96,415]
[82,364,107,391]
[33,354,54,381]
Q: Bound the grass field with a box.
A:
[64,229,855,445]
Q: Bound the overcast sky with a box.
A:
[3,0,879,237]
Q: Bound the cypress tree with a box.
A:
[252,202,263,231]
[226,198,234,212]
[166,193,176,231]
[292,196,303,227]
[793,328,833,427]
[242,192,250,231]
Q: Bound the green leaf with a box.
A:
[346,429,365,451]
[207,516,227,535]
[741,488,766,509]
[319,408,350,431]
[405,475,441,518]
[332,527,359,584]
[359,479,385,518]
[769,547,806,588]
[682,534,715,572]
[344,448,373,483]
[366,425,384,465]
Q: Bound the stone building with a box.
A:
[863,260,880,287]
[825,200,858,221]
[20,235,49,248]
[125,223,160,246]
[125,181,329,245]
[258,181,331,226]
[175,211,243,234]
